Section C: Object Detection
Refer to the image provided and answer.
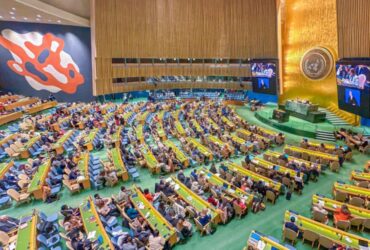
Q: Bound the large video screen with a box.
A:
[251,62,277,94]
[336,61,370,118]
[251,63,276,78]
[336,63,370,89]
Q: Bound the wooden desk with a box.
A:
[0,161,14,179]
[284,210,369,249]
[350,171,370,182]
[0,112,22,125]
[163,140,189,168]
[4,98,38,111]
[25,101,57,114]
[52,130,74,155]
[284,145,338,162]
[27,159,51,199]
[15,214,37,250]
[77,153,91,189]
[225,162,281,193]
[171,177,221,224]
[251,157,297,178]
[186,138,213,161]
[312,194,370,219]
[130,186,177,246]
[200,168,254,207]
[79,197,114,250]
[247,230,293,250]
[110,147,129,181]
[140,145,160,174]
[19,136,41,159]
[333,182,370,200]
[263,150,322,172]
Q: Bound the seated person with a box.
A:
[143,188,154,203]
[284,216,299,234]
[333,205,352,225]
[125,204,139,220]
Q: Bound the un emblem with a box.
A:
[300,47,334,81]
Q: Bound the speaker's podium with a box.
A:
[272,109,289,123]
[279,100,326,123]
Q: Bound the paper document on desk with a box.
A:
[88,231,96,240]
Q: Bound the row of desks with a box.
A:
[333,181,370,200]
[200,168,254,207]
[312,194,370,219]
[284,210,369,249]
[140,145,160,174]
[79,197,114,249]
[25,101,57,115]
[284,145,339,162]
[236,128,272,144]
[0,160,14,179]
[224,162,282,193]
[250,157,297,178]
[27,159,51,199]
[247,230,294,250]
[130,186,178,246]
[170,177,221,224]
[4,98,38,111]
[263,150,322,172]
[0,112,23,126]
[77,153,91,189]
[163,140,189,167]
[186,138,213,160]
[52,130,74,155]
[110,147,129,181]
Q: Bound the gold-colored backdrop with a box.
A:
[280,0,338,107]
[92,0,278,95]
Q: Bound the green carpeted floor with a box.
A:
[1,105,369,250]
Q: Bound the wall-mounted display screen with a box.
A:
[336,63,370,90]
[336,60,370,118]
[251,61,277,94]
[251,63,276,78]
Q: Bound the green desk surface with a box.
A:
[79,199,112,250]
[334,182,370,198]
[19,136,40,151]
[163,140,187,162]
[15,215,36,250]
[111,148,125,174]
[172,177,217,219]
[130,189,175,240]
[53,130,73,148]
[77,154,88,177]
[28,160,50,193]
[200,168,253,204]
[0,161,12,179]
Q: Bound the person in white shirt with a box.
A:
[148,230,165,250]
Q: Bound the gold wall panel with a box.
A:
[337,0,370,58]
[280,0,338,107]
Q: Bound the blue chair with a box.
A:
[0,196,11,209]
[37,234,60,248]
[39,212,58,223]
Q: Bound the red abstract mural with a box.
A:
[0,29,84,94]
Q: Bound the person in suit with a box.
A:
[347,90,359,107]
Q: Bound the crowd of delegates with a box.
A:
[334,128,369,153]
[301,138,353,167]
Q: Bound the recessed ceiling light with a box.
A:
[48,19,52,22]
[23,17,28,20]
[9,11,15,15]
[37,14,42,18]
[57,20,61,23]
[11,16,16,19]
[0,16,3,19]
[36,18,41,21]
[12,7,16,11]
